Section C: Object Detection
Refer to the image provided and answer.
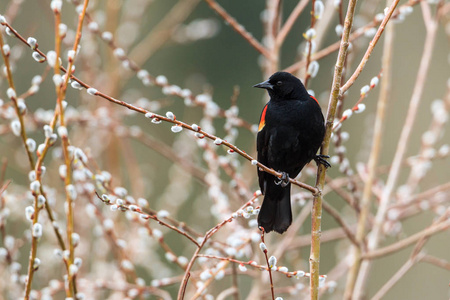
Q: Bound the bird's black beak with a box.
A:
[253,80,273,90]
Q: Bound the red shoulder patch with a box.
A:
[310,95,319,105]
[258,105,268,132]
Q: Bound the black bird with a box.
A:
[254,72,329,234]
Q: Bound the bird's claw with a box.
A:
[275,172,290,187]
[314,154,331,168]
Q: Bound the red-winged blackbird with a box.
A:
[254,72,329,234]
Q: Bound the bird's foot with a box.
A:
[314,154,331,168]
[274,172,290,187]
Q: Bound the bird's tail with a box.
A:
[257,181,292,234]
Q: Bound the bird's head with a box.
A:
[253,71,308,101]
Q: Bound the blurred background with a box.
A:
[0,0,449,299]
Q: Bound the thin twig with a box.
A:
[275,0,309,47]
[177,195,259,299]
[129,0,201,67]
[203,0,271,59]
[362,218,450,260]
[261,229,275,300]
[370,252,426,300]
[94,192,201,247]
[322,201,359,248]
[340,0,401,94]
[421,255,450,271]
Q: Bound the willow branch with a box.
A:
[362,218,450,260]
[203,0,271,59]
[340,0,401,94]
[309,0,358,297]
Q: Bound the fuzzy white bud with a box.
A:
[196,94,212,104]
[25,141,35,154]
[165,252,177,262]
[43,125,53,138]
[259,242,267,252]
[177,256,188,267]
[360,85,370,95]
[37,143,46,156]
[370,76,379,88]
[10,120,21,136]
[25,206,35,221]
[171,125,183,133]
[303,28,316,40]
[29,170,36,182]
[375,13,385,22]
[57,126,68,138]
[268,255,277,268]
[294,270,306,278]
[58,23,67,37]
[47,51,57,68]
[101,31,113,42]
[355,103,366,113]
[157,210,170,218]
[17,98,27,114]
[152,229,163,239]
[314,0,324,19]
[32,223,43,238]
[364,27,377,38]
[335,24,343,37]
[69,264,79,276]
[238,264,247,272]
[400,6,413,16]
[67,50,76,62]
[70,81,82,90]
[137,69,149,80]
[144,112,154,119]
[66,184,77,200]
[50,0,62,12]
[71,233,80,247]
[113,48,126,59]
[200,270,212,281]
[155,75,168,85]
[342,109,353,119]
[37,195,46,208]
[307,61,319,78]
[166,111,175,120]
[74,258,83,269]
[27,37,37,49]
[32,258,41,270]
[7,87,16,99]
[2,44,10,56]
[30,180,41,194]
[32,51,45,62]
[87,88,97,95]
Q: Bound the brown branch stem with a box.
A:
[309,0,358,297]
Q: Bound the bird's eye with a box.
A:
[276,81,282,86]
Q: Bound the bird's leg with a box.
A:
[274,172,290,187]
[314,154,331,168]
